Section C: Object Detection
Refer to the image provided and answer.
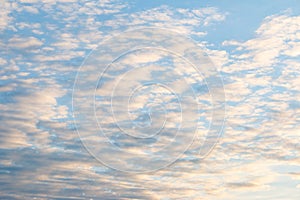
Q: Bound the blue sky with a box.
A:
[0,0,300,199]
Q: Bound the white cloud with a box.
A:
[8,36,43,49]
[22,5,39,13]
[0,57,7,65]
[0,0,14,31]
[223,13,300,73]
[283,43,300,57]
[105,6,226,35]
[19,0,39,2]
[0,78,68,149]
[1,1,299,198]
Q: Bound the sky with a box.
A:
[0,0,300,199]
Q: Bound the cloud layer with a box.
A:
[0,1,299,199]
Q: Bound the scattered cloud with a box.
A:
[0,0,14,31]
[0,0,299,199]
[8,36,43,49]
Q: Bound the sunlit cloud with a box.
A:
[0,0,299,199]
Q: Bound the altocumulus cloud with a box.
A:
[0,0,299,199]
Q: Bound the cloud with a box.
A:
[222,13,300,72]
[1,0,299,199]
[0,0,14,31]
[8,36,43,49]
[105,5,226,35]
[0,78,68,149]
[21,5,39,14]
[19,0,39,2]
